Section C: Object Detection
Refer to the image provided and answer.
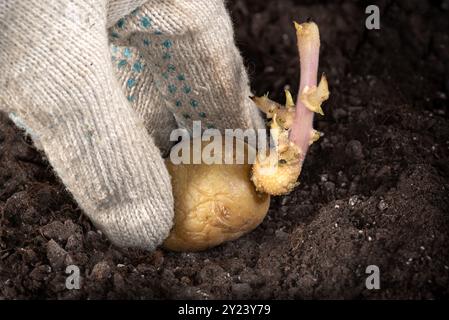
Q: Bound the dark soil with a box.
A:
[1,0,449,299]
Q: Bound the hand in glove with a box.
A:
[0,0,263,250]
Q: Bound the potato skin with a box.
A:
[163,140,270,252]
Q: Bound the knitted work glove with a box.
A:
[0,0,264,250]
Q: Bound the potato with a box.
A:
[163,139,270,252]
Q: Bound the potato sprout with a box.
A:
[251,21,329,195]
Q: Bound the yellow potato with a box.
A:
[163,139,270,252]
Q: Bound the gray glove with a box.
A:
[0,0,263,250]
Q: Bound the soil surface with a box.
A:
[1,0,449,299]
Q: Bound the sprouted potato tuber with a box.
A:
[164,21,329,251]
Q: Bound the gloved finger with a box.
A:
[0,0,174,250]
[107,0,265,134]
